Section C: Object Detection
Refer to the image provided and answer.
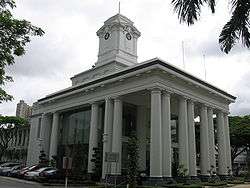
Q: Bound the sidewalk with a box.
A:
[230,184,250,188]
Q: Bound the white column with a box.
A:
[25,129,29,147]
[102,98,114,178]
[208,107,216,172]
[200,105,210,176]
[13,131,16,146]
[224,113,232,174]
[88,103,99,173]
[20,130,24,146]
[49,112,59,159]
[16,130,20,146]
[150,88,162,177]
[10,132,13,146]
[41,114,52,156]
[136,106,147,172]
[161,91,172,177]
[25,129,30,148]
[187,100,197,177]
[217,111,227,175]
[111,98,123,175]
[178,96,189,174]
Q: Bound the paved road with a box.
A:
[0,176,43,188]
[0,176,84,188]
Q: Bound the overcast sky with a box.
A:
[1,0,250,116]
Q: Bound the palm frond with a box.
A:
[230,0,238,10]
[206,0,215,13]
[219,0,250,53]
[171,0,205,25]
[171,0,215,25]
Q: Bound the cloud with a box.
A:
[230,72,250,116]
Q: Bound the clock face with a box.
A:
[104,33,110,40]
[126,33,132,40]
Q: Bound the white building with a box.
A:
[27,13,236,183]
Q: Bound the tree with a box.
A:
[91,146,103,181]
[127,131,138,188]
[0,116,28,161]
[39,150,49,166]
[171,0,250,53]
[0,0,44,103]
[229,115,250,163]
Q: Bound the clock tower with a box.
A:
[96,13,141,67]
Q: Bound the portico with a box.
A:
[27,12,236,184]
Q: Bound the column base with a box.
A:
[142,177,166,186]
[105,174,127,185]
[189,176,201,184]
[199,175,210,182]
[208,175,221,183]
[163,177,176,184]
[174,176,191,183]
[218,174,233,181]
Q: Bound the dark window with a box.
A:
[18,131,22,146]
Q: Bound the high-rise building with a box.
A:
[16,100,32,119]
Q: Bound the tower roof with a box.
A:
[97,13,141,37]
[104,13,133,25]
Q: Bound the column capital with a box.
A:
[206,106,214,111]
[216,109,228,115]
[42,112,50,116]
[90,100,102,105]
[201,103,208,109]
[179,95,189,101]
[162,90,172,97]
[50,111,59,114]
[113,97,122,103]
[187,99,195,105]
[148,86,163,93]
[105,97,113,102]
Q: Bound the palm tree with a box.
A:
[171,0,250,53]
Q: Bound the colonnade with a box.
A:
[10,128,29,148]
[40,88,232,180]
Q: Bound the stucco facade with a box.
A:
[27,13,236,183]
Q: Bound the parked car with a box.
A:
[38,168,64,180]
[0,162,20,174]
[24,167,56,180]
[10,166,28,178]
[19,164,45,178]
[0,162,20,168]
[0,165,22,176]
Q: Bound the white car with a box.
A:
[24,167,55,180]
[0,163,20,174]
[0,165,22,176]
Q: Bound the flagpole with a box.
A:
[182,41,185,70]
[203,53,207,80]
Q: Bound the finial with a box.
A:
[118,1,120,14]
